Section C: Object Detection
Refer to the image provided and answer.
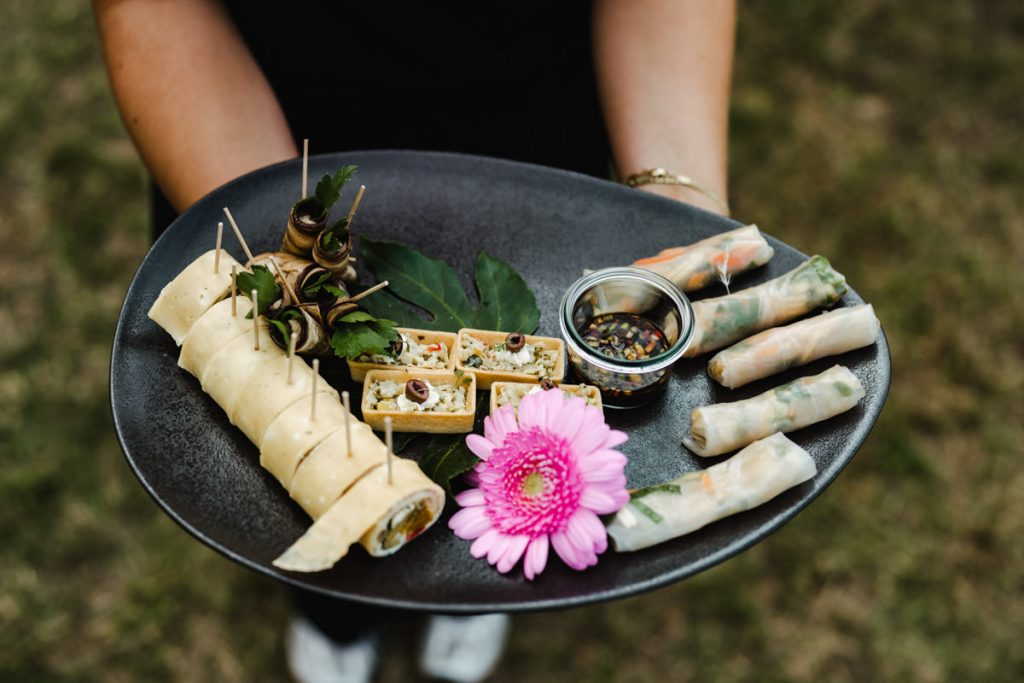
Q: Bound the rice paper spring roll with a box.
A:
[683,255,848,358]
[684,365,865,457]
[273,459,444,572]
[708,304,880,388]
[633,224,775,292]
[607,432,817,552]
[148,249,242,344]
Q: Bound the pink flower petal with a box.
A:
[523,535,549,581]
[550,530,585,570]
[600,429,629,450]
[570,412,612,455]
[577,452,628,476]
[496,535,530,574]
[517,391,541,429]
[455,488,486,507]
[579,487,626,515]
[465,434,495,461]
[547,394,585,443]
[470,528,502,559]
[486,533,513,565]
[449,505,492,540]
[571,509,608,554]
[484,405,517,445]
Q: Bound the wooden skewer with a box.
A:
[214,221,223,272]
[342,391,352,459]
[269,255,301,304]
[250,289,259,350]
[301,138,309,199]
[346,280,389,304]
[223,207,255,264]
[287,332,297,385]
[311,359,320,420]
[345,184,366,224]
[230,265,238,316]
[384,416,394,485]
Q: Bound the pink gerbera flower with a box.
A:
[448,388,629,579]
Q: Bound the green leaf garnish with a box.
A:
[359,239,540,333]
[629,499,664,524]
[328,311,400,360]
[419,434,480,499]
[314,165,358,213]
[319,217,350,255]
[302,271,348,299]
[235,265,281,318]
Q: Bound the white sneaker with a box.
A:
[419,613,510,683]
[286,615,378,683]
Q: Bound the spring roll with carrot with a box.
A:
[633,224,774,292]
[684,365,864,457]
[708,304,881,388]
[684,255,847,358]
[607,432,817,552]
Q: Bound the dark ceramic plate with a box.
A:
[111,150,890,613]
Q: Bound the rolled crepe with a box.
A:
[148,249,242,344]
[633,224,775,292]
[289,422,386,519]
[259,395,350,488]
[684,365,865,457]
[178,297,256,378]
[607,432,817,552]
[231,355,339,447]
[273,459,445,572]
[200,325,282,415]
[708,304,880,388]
[684,255,847,358]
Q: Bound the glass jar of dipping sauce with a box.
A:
[559,267,694,408]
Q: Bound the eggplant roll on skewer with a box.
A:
[282,197,329,256]
[312,219,358,284]
[251,252,346,306]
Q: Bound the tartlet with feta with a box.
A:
[347,328,457,382]
[489,380,603,416]
[361,369,476,433]
[455,329,565,389]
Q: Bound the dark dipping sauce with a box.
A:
[575,312,671,407]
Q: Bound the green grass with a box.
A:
[2,1,1023,680]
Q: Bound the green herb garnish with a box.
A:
[318,217,350,255]
[235,265,281,318]
[630,483,682,500]
[302,271,347,299]
[314,165,358,213]
[329,310,399,359]
[630,499,664,524]
[834,381,854,397]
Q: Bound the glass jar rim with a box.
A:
[558,267,695,374]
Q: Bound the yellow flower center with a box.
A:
[522,471,546,497]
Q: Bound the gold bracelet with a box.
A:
[625,168,730,216]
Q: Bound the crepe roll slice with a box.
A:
[231,355,340,447]
[633,224,775,292]
[273,459,445,572]
[148,249,243,345]
[684,365,865,457]
[684,256,847,358]
[347,328,458,382]
[288,421,386,518]
[607,433,817,552]
[708,304,880,388]
[490,381,602,416]
[362,369,476,433]
[178,297,257,378]
[200,324,282,415]
[456,329,565,390]
[259,395,350,489]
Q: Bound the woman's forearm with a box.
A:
[94,0,297,212]
[593,0,735,214]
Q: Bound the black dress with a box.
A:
[151,0,611,235]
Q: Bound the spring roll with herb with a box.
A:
[684,256,848,358]
[273,459,444,571]
[708,304,880,388]
[607,432,817,552]
[148,249,242,344]
[684,365,865,457]
[633,224,775,292]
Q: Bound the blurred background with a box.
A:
[2,1,1022,681]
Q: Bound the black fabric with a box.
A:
[152,1,610,236]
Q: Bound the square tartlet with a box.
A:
[347,328,458,382]
[489,381,603,416]
[455,328,565,390]
[361,368,476,433]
